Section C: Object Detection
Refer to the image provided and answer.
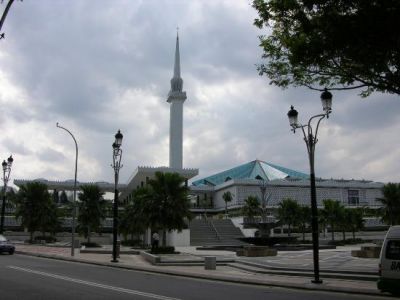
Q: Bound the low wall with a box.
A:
[166,229,190,247]
[4,232,112,245]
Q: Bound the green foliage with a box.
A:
[321,199,345,241]
[77,185,107,243]
[81,242,101,248]
[59,190,69,205]
[252,0,400,96]
[297,205,311,241]
[15,182,60,241]
[377,183,400,225]
[121,239,144,247]
[34,235,57,243]
[119,187,149,240]
[222,191,233,216]
[277,198,300,236]
[142,172,192,246]
[150,246,175,254]
[242,196,260,219]
[345,208,364,240]
[52,189,59,204]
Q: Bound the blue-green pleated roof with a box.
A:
[192,160,309,186]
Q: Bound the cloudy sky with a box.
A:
[0,0,399,187]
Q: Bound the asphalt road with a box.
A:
[0,254,392,300]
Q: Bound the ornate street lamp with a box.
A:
[287,88,333,284]
[0,155,13,234]
[111,129,123,263]
[56,123,78,257]
[258,179,268,224]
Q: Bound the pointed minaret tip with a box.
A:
[169,30,183,93]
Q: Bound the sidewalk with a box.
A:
[14,243,391,298]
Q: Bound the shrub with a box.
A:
[81,242,102,248]
[150,246,175,254]
[121,239,143,247]
[34,236,57,243]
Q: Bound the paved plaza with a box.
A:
[11,242,388,297]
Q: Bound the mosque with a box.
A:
[13,34,385,245]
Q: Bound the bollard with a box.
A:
[116,240,121,258]
[73,239,81,249]
[204,256,216,270]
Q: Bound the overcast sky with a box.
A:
[0,0,399,187]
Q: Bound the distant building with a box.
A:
[190,159,383,213]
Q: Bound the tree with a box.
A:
[346,208,365,240]
[252,1,400,96]
[59,190,69,205]
[222,191,233,218]
[15,182,57,242]
[52,189,59,205]
[321,199,344,241]
[377,183,400,225]
[142,172,192,246]
[77,185,106,244]
[119,188,149,242]
[242,195,260,220]
[297,205,311,242]
[277,198,300,236]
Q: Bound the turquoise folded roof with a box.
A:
[192,159,308,186]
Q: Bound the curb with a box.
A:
[15,251,387,297]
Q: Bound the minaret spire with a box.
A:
[167,32,187,169]
[170,29,183,93]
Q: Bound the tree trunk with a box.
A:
[288,224,291,237]
[331,223,335,241]
[87,225,91,244]
[342,230,346,241]
[162,229,167,247]
[30,231,34,243]
[302,227,305,242]
[352,230,355,240]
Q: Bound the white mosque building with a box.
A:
[14,34,385,245]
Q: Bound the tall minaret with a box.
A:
[167,32,187,169]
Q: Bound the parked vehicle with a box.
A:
[0,234,15,255]
[377,226,400,295]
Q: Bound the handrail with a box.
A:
[207,219,221,240]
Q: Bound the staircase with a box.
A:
[189,218,247,246]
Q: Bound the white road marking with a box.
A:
[8,266,181,300]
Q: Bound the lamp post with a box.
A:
[287,88,333,284]
[56,123,78,257]
[0,155,13,234]
[258,179,268,224]
[111,129,123,263]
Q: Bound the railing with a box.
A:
[207,219,221,240]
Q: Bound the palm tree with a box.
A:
[345,208,365,240]
[143,172,192,246]
[277,198,300,236]
[242,196,260,221]
[222,191,233,218]
[15,182,55,242]
[119,187,149,242]
[77,185,106,244]
[321,199,345,242]
[377,183,400,225]
[297,205,311,242]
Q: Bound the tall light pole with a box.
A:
[111,129,123,263]
[258,179,268,223]
[287,88,333,284]
[0,155,13,234]
[56,123,78,257]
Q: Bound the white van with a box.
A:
[378,226,400,295]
